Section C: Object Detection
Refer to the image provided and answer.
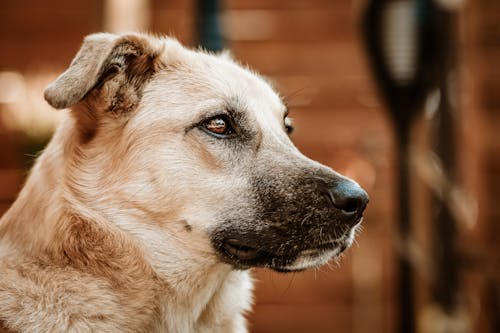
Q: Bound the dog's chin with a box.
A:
[217,235,354,272]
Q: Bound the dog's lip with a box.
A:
[221,238,296,265]
[222,238,261,260]
[302,240,349,257]
[300,241,341,254]
[220,238,344,267]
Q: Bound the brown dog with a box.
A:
[0,33,368,332]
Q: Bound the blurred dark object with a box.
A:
[362,1,431,331]
[195,0,224,51]
[362,0,463,332]
[486,277,500,332]
[427,0,460,318]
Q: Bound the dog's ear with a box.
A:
[44,33,161,112]
[44,33,117,109]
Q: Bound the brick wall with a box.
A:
[463,1,500,331]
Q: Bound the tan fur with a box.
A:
[0,33,257,333]
[0,32,363,333]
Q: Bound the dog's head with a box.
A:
[44,33,368,273]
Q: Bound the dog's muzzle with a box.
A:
[212,176,369,272]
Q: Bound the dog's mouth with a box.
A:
[223,239,262,261]
[219,236,352,272]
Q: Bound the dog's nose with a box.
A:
[328,180,369,217]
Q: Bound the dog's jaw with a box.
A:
[212,219,362,272]
[280,249,341,272]
[280,226,358,271]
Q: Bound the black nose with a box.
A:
[328,180,369,216]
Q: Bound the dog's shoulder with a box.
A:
[0,213,161,333]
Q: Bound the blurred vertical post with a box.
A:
[362,0,442,332]
[430,0,459,316]
[195,0,224,52]
[424,1,466,332]
[363,0,466,332]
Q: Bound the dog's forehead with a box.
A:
[147,43,285,125]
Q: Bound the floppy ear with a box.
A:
[44,32,161,112]
[44,33,116,109]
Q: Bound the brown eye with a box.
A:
[203,116,234,137]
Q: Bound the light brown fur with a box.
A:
[0,33,253,333]
[0,32,366,333]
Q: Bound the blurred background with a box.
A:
[0,0,498,332]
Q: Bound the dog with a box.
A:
[0,32,368,333]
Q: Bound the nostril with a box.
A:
[339,198,362,214]
[328,181,369,215]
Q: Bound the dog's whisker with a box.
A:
[282,86,312,107]
[323,261,333,272]
[281,272,297,296]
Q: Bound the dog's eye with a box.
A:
[203,116,234,137]
[284,117,294,135]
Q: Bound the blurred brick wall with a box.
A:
[463,0,500,331]
[0,123,23,216]
[0,0,102,216]
[0,0,102,71]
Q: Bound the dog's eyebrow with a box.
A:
[224,96,249,120]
